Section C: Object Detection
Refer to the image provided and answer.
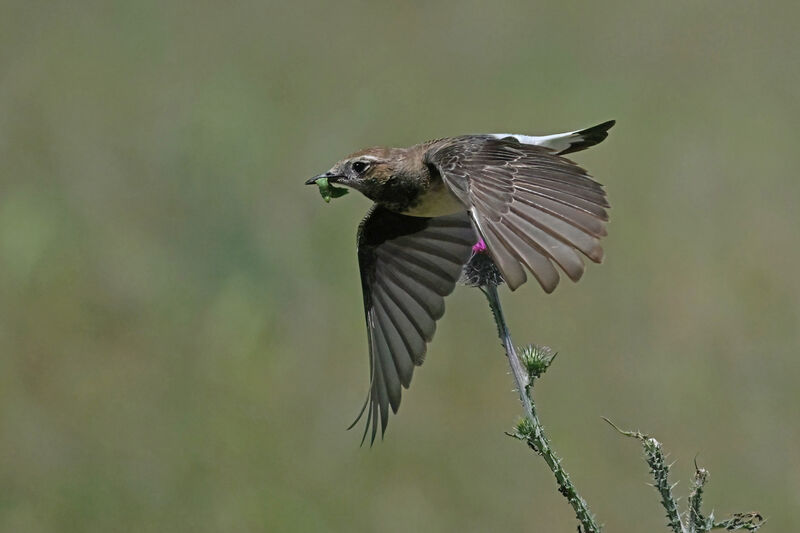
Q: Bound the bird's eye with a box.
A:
[352,161,369,173]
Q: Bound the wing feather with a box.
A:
[504,211,585,282]
[512,193,607,237]
[372,288,417,386]
[513,181,609,219]
[377,264,445,319]
[354,207,475,443]
[378,250,454,295]
[371,297,405,408]
[509,204,603,262]
[492,218,560,292]
[426,135,611,291]
[375,277,431,349]
[473,217,528,289]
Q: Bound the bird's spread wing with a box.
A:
[425,135,610,292]
[353,205,476,444]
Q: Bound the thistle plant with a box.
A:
[603,419,765,532]
[462,240,764,533]
[463,240,601,533]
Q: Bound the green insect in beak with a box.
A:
[316,177,349,203]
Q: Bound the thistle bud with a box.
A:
[461,238,505,287]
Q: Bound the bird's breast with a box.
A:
[399,182,466,217]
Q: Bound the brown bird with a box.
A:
[306,120,614,443]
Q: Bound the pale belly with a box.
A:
[401,183,466,217]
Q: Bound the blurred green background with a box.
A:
[1,1,798,531]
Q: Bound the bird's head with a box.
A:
[306,147,405,201]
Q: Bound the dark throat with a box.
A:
[367,173,429,214]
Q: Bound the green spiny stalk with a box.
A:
[483,282,601,533]
[688,463,712,532]
[603,419,685,533]
[465,249,763,533]
[712,513,764,531]
[604,419,765,533]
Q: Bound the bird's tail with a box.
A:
[509,120,616,155]
[559,120,616,155]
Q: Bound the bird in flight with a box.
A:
[306,120,615,444]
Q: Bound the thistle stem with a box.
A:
[481,282,601,533]
[482,283,532,413]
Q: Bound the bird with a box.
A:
[306,120,615,444]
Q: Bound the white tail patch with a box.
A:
[489,120,615,155]
[489,130,579,153]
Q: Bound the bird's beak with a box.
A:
[305,172,343,185]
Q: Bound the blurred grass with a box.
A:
[1,1,799,531]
